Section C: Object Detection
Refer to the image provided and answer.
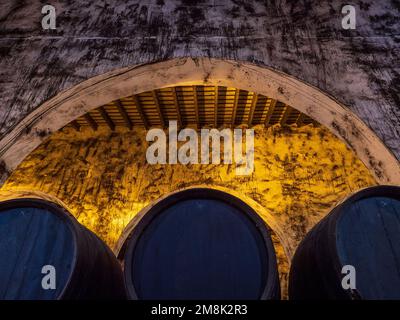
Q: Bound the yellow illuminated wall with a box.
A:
[0,124,376,298]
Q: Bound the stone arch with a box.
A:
[0,57,398,185]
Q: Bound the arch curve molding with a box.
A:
[0,57,398,185]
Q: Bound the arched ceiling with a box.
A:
[0,58,397,186]
[66,85,317,132]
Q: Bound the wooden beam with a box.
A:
[171,87,183,127]
[280,105,293,126]
[264,98,277,127]
[115,100,133,130]
[71,120,80,132]
[84,113,98,131]
[192,85,199,128]
[296,113,306,127]
[99,106,115,131]
[231,89,239,128]
[214,86,219,127]
[152,90,165,128]
[248,93,258,127]
[132,95,149,129]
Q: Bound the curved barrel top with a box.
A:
[336,190,400,299]
[123,188,278,300]
[0,199,76,300]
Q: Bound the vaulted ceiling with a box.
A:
[66,85,317,132]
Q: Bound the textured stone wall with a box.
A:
[0,0,399,161]
[0,124,376,298]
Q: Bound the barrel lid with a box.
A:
[122,188,280,300]
[0,197,79,299]
[334,185,400,299]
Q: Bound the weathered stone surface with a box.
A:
[0,0,399,160]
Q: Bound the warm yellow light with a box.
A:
[0,124,376,299]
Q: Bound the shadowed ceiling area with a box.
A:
[66,85,318,132]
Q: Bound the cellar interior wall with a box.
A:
[0,123,377,298]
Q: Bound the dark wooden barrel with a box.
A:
[118,188,280,300]
[0,197,126,300]
[289,185,400,300]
